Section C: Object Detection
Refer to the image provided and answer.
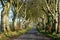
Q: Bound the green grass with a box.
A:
[0,27,32,40]
[36,27,58,39]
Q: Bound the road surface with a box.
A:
[9,27,54,40]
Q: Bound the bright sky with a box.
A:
[0,2,2,21]
[9,10,13,22]
[0,1,22,23]
[0,2,13,22]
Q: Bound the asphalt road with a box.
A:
[9,27,54,40]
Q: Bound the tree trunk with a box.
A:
[1,1,12,32]
[58,0,60,33]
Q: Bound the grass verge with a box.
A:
[0,27,32,40]
[36,27,58,40]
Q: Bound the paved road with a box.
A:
[9,27,54,40]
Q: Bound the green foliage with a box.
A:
[0,27,32,40]
[36,26,57,38]
[0,0,60,40]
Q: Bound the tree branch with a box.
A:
[0,0,5,7]
[45,0,53,14]
[17,3,23,13]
